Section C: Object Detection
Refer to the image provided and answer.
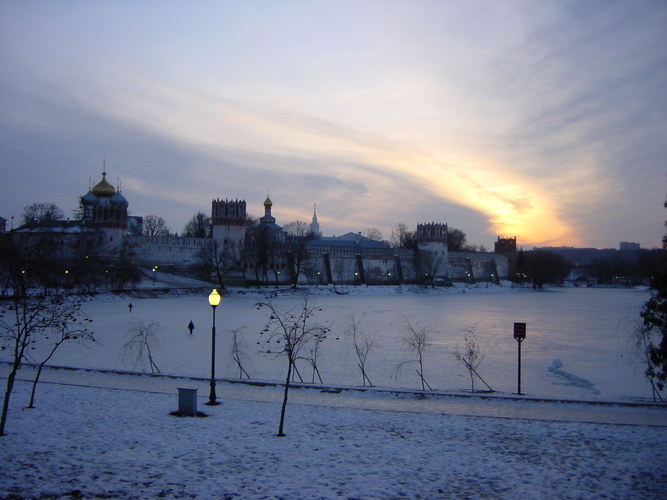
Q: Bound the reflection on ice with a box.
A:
[547,359,600,395]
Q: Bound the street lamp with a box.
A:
[207,289,221,405]
[513,322,526,395]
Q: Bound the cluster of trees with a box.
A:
[0,234,141,297]
[511,247,667,289]
[20,202,65,226]
[513,249,571,288]
[588,250,667,285]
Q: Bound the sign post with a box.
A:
[513,322,526,395]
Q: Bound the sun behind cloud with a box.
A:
[73,73,578,246]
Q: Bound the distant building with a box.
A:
[11,171,128,258]
[309,232,390,250]
[0,216,5,233]
[620,242,640,252]
[79,170,128,250]
[9,168,510,285]
[257,195,284,243]
[533,246,615,267]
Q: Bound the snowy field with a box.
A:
[2,282,666,498]
[13,282,656,401]
[0,377,665,499]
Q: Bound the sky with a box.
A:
[1,0,666,249]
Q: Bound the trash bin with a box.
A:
[178,388,198,416]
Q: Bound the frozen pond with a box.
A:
[15,285,654,402]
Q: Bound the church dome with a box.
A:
[81,190,97,206]
[110,191,128,208]
[263,195,273,207]
[91,172,116,197]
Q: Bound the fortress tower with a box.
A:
[211,198,247,255]
[416,222,449,278]
[494,236,517,254]
[416,222,448,256]
[416,222,448,244]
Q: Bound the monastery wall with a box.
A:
[123,236,508,284]
[125,235,210,269]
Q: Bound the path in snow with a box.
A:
[5,364,666,428]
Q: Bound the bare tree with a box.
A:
[0,261,89,435]
[391,223,417,249]
[453,324,493,393]
[256,294,330,436]
[417,249,445,288]
[447,227,467,251]
[347,312,375,386]
[121,320,161,373]
[300,333,325,384]
[142,215,170,237]
[107,242,141,292]
[21,202,64,226]
[27,301,95,408]
[362,228,383,242]
[284,221,315,288]
[194,239,238,290]
[398,318,433,390]
[183,211,210,238]
[283,221,310,238]
[230,328,251,380]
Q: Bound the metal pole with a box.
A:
[208,304,218,405]
[516,338,523,395]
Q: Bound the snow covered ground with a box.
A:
[13,280,657,402]
[1,374,665,499]
[1,281,666,498]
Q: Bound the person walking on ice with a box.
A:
[188,321,195,335]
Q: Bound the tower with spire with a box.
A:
[256,195,284,242]
[310,204,321,238]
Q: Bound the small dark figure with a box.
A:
[188,321,195,335]
[128,303,133,313]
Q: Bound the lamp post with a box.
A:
[207,289,221,405]
[513,322,526,395]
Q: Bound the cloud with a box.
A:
[1,1,665,248]
[57,71,576,244]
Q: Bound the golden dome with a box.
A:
[91,172,116,197]
[263,195,273,207]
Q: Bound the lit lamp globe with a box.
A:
[209,289,221,308]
